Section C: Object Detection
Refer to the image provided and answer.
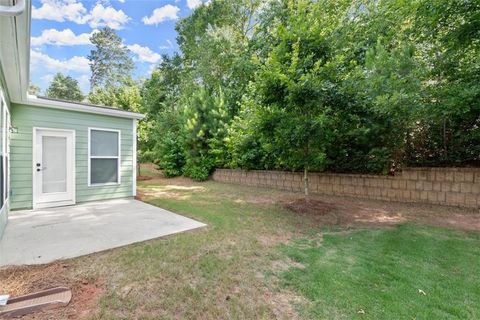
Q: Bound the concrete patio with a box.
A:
[0,199,206,266]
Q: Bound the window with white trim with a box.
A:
[89,128,120,185]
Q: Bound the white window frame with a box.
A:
[88,127,121,187]
[0,90,9,211]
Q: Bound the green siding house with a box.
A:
[0,0,144,238]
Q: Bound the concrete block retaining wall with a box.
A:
[212,168,480,208]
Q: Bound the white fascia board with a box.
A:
[23,96,145,120]
[0,0,31,103]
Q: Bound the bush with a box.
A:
[157,133,185,177]
[137,149,156,164]
[183,154,214,181]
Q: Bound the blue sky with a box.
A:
[30,0,205,94]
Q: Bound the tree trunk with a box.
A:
[443,117,448,157]
[137,162,141,178]
[304,167,309,198]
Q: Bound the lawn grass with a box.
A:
[15,165,478,319]
[280,225,480,319]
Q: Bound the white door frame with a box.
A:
[32,127,76,209]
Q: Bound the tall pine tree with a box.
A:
[88,27,134,91]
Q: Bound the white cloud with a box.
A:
[127,44,162,63]
[77,74,91,92]
[32,0,87,23]
[186,0,202,9]
[41,74,55,84]
[31,50,90,73]
[31,29,96,46]
[142,5,180,25]
[159,39,174,49]
[86,3,130,29]
[32,0,130,30]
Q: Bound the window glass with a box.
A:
[91,159,118,184]
[42,136,67,193]
[91,130,118,157]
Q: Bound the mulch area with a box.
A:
[0,263,104,319]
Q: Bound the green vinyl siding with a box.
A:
[10,103,134,210]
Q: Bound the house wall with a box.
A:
[10,103,135,210]
[212,168,480,208]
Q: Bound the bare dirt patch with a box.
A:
[284,198,334,216]
[281,193,480,231]
[0,263,105,319]
[136,184,206,202]
[257,233,293,248]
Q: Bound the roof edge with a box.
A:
[20,95,145,120]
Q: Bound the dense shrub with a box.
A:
[182,154,215,181]
[157,133,185,177]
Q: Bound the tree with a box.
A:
[244,0,357,196]
[176,0,261,117]
[28,83,41,96]
[139,0,479,181]
[88,79,141,112]
[88,27,134,90]
[140,54,184,175]
[182,88,228,180]
[45,73,84,102]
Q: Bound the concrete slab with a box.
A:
[0,199,206,266]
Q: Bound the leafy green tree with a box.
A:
[176,0,261,117]
[88,27,134,90]
[45,73,84,102]
[88,79,141,112]
[140,54,184,175]
[407,0,480,165]
[28,83,41,96]
[244,0,356,195]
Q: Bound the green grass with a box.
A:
[280,225,480,319]
[65,166,480,319]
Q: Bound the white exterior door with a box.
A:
[33,128,75,208]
